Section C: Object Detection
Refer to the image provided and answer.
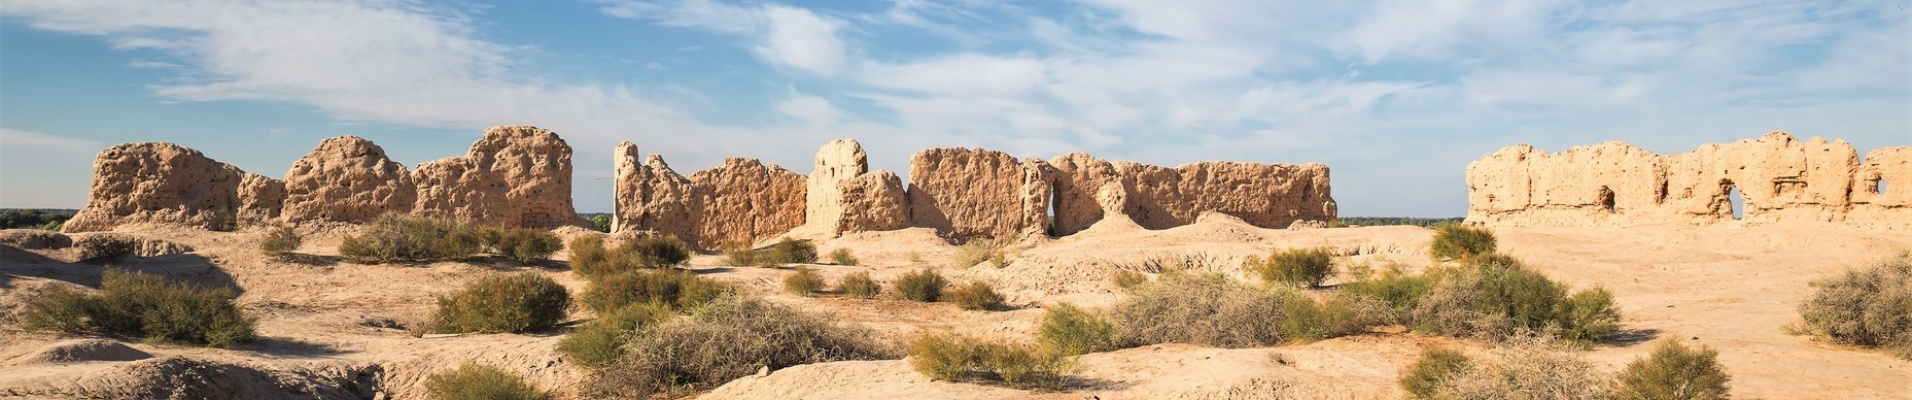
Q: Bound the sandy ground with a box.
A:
[2,218,1909,399]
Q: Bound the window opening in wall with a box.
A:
[1878,179,1889,195]
[1728,186,1744,221]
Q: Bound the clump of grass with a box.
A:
[952,239,1005,268]
[260,226,302,260]
[78,236,135,264]
[1037,302,1116,356]
[567,235,609,276]
[1797,253,1912,359]
[947,281,1005,311]
[1111,270,1149,290]
[829,248,858,266]
[894,268,948,302]
[1401,347,1471,400]
[1614,339,1731,400]
[906,251,924,263]
[720,240,758,267]
[493,228,562,265]
[1279,292,1393,341]
[784,267,827,296]
[338,213,483,264]
[1429,223,1497,263]
[429,272,571,334]
[840,272,881,299]
[1108,273,1291,348]
[763,238,818,265]
[19,267,255,347]
[1255,247,1336,288]
[586,296,896,398]
[580,269,731,313]
[571,234,692,281]
[908,333,1072,390]
[1339,264,1441,319]
[425,362,545,400]
[1429,339,1613,400]
[557,303,673,370]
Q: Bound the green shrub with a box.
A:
[1111,270,1149,290]
[907,333,1071,390]
[567,235,609,277]
[79,236,135,264]
[494,228,562,265]
[1340,266,1441,319]
[589,215,613,233]
[1798,254,1912,359]
[557,303,673,370]
[952,239,1005,268]
[425,362,544,400]
[947,281,1005,311]
[1557,287,1621,343]
[1401,347,1471,400]
[260,227,302,259]
[19,268,255,347]
[430,272,571,334]
[1615,339,1731,400]
[1429,223,1496,262]
[1037,303,1116,356]
[764,238,818,265]
[829,248,858,266]
[612,234,692,270]
[840,272,880,299]
[338,214,482,263]
[895,268,948,302]
[587,296,896,398]
[720,240,758,267]
[1409,256,1619,343]
[1279,292,1392,341]
[580,270,730,313]
[784,267,827,296]
[1256,247,1336,288]
[1109,273,1289,348]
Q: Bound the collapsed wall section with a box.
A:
[687,158,807,249]
[412,126,580,228]
[281,136,417,224]
[906,148,1048,238]
[64,143,263,232]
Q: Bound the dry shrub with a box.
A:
[908,333,1072,390]
[1110,273,1290,348]
[720,240,758,267]
[1797,253,1912,359]
[952,239,1006,268]
[1111,270,1149,290]
[573,234,692,281]
[587,296,896,398]
[557,303,673,370]
[1256,247,1336,288]
[1037,302,1116,356]
[947,281,1005,311]
[430,272,571,334]
[1614,339,1731,400]
[1401,347,1471,399]
[1279,292,1393,341]
[338,213,482,263]
[260,227,302,259]
[426,362,545,400]
[784,267,826,296]
[1433,339,1613,400]
[764,238,818,265]
[20,268,255,347]
[828,248,858,266]
[1111,252,1229,274]
[79,236,135,264]
[494,228,562,265]
[895,268,948,302]
[580,269,730,314]
[1340,265,1440,319]
[567,235,609,277]
[1410,256,1619,343]
[1429,223,1497,263]
[840,271,881,299]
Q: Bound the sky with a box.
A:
[1,0,1906,217]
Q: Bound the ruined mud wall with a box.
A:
[687,158,807,249]
[612,142,700,245]
[1465,131,1907,228]
[804,140,909,235]
[68,126,581,232]
[906,148,1052,238]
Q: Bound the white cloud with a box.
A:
[755,5,846,75]
[0,128,101,151]
[600,0,846,75]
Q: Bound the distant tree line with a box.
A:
[1,208,76,230]
[1333,216,1464,228]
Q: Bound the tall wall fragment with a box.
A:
[281,136,417,224]
[688,158,807,249]
[612,142,700,244]
[412,126,579,228]
[906,148,1047,238]
[804,139,908,236]
[64,143,258,232]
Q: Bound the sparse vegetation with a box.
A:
[79,236,135,264]
[1339,264,1440,319]
[0,208,76,229]
[784,267,826,296]
[1615,339,1732,400]
[567,235,609,277]
[894,268,948,302]
[907,251,924,263]
[1111,270,1149,290]
[429,272,571,334]
[1797,253,1912,359]
[1335,217,1465,228]
[425,362,545,400]
[1279,292,1392,341]
[947,280,1005,310]
[1410,255,1620,343]
[840,271,881,299]
[908,333,1071,390]
[1428,340,1613,400]
[492,228,562,265]
[1401,347,1472,399]
[588,214,613,233]
[1108,272,1292,348]
[1255,247,1336,288]
[580,269,731,313]
[764,238,818,265]
[952,239,1005,268]
[557,303,672,370]
[572,234,692,280]
[1429,223,1497,263]
[260,226,302,259]
[338,213,483,264]
[1037,302,1117,356]
[20,267,255,347]
[587,296,896,398]
[720,240,758,267]
[829,248,858,266]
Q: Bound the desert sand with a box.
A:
[3,218,1910,399]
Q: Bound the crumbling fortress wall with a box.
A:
[65,126,582,233]
[615,139,1338,244]
[1465,131,1908,228]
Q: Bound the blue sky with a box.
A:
[1,0,1906,216]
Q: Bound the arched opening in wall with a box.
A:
[1597,186,1616,213]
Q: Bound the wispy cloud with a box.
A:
[0,128,101,151]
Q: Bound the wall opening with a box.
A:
[1656,180,1669,204]
[1046,186,1058,237]
[1728,186,1744,221]
[1597,186,1616,213]
[1883,180,1890,195]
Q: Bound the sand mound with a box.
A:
[4,339,151,366]
[0,229,72,250]
[0,356,381,400]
